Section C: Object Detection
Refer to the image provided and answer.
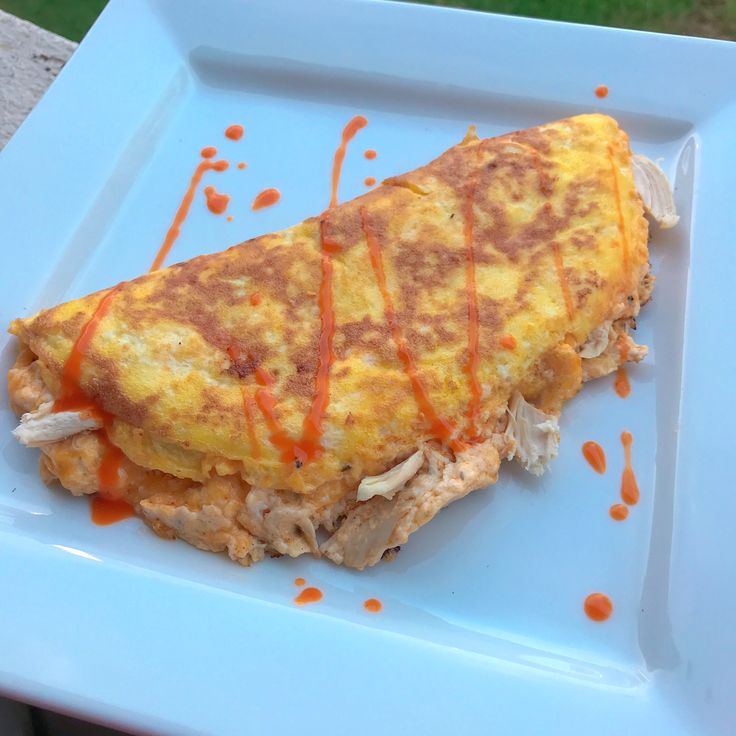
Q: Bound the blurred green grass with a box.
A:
[1,0,734,41]
[412,0,736,39]
[0,0,107,40]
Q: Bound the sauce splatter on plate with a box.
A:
[252,187,281,210]
[294,587,323,605]
[620,431,640,505]
[91,496,135,525]
[582,441,606,474]
[609,503,629,521]
[225,123,244,140]
[584,592,613,621]
[364,598,382,613]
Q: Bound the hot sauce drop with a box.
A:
[150,159,229,271]
[614,365,631,398]
[364,149,377,160]
[203,185,230,215]
[595,84,609,98]
[581,441,606,474]
[330,115,368,208]
[609,503,629,521]
[499,334,517,350]
[294,587,323,605]
[200,146,217,158]
[225,124,244,140]
[294,577,306,586]
[584,592,613,621]
[364,176,376,187]
[91,495,135,525]
[620,431,640,505]
[364,598,382,613]
[237,162,247,170]
[252,187,281,210]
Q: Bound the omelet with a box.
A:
[7,114,677,569]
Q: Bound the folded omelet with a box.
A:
[7,114,676,569]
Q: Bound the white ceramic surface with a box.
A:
[0,1,734,734]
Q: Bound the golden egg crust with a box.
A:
[9,113,648,494]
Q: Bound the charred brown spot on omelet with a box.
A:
[10,113,648,495]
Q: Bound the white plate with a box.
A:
[1,1,735,733]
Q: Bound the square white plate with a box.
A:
[1,1,735,733]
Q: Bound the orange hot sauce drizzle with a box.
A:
[200,146,217,159]
[294,217,337,462]
[329,115,368,208]
[252,187,281,211]
[249,116,368,465]
[294,587,323,605]
[499,334,517,350]
[253,367,299,463]
[285,119,370,460]
[614,335,631,398]
[203,185,230,215]
[607,145,630,272]
[584,592,613,621]
[150,159,229,271]
[620,430,640,505]
[364,149,377,160]
[364,598,382,613]
[581,440,606,474]
[238,385,261,459]
[225,124,244,140]
[54,286,122,413]
[462,180,482,438]
[614,365,631,398]
[609,503,629,521]
[226,345,262,459]
[249,292,262,306]
[90,495,135,525]
[52,285,127,512]
[595,84,609,98]
[361,206,460,450]
[551,241,575,320]
[97,431,125,495]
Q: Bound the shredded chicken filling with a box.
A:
[631,154,679,229]
[9,264,650,571]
